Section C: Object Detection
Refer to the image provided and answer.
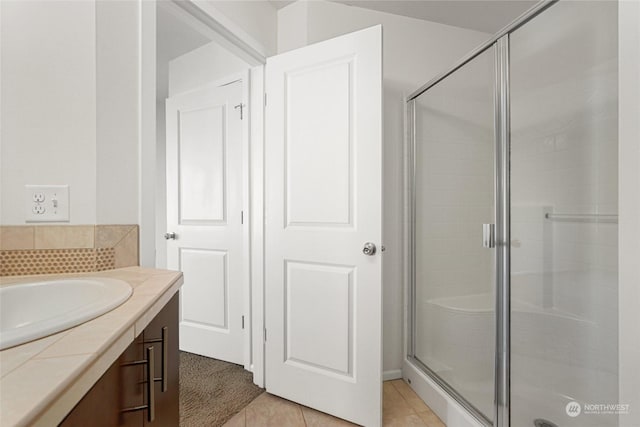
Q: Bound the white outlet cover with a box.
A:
[25,185,70,222]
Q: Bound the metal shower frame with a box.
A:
[406,1,558,426]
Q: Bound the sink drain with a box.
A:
[534,419,559,427]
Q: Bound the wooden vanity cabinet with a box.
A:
[59,292,179,427]
[143,292,179,427]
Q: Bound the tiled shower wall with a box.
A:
[0,225,138,276]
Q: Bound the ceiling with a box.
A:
[156,3,211,66]
[268,0,538,34]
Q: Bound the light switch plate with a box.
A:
[25,185,70,222]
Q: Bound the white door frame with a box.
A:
[140,0,267,385]
[237,69,253,371]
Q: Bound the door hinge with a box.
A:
[264,93,267,107]
[234,103,245,120]
[264,328,267,342]
[241,210,244,224]
[242,315,245,329]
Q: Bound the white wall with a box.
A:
[96,0,140,225]
[276,1,309,52]
[203,0,277,56]
[618,0,640,425]
[0,0,140,227]
[140,0,157,267]
[277,0,490,376]
[156,101,167,268]
[168,41,251,97]
[1,1,97,225]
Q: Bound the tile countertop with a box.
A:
[0,267,184,427]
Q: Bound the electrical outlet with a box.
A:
[25,185,69,222]
[32,205,45,214]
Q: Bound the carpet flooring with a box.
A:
[179,351,264,427]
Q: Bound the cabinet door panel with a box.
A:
[144,293,179,427]
[60,334,143,427]
[120,333,145,427]
[59,292,178,426]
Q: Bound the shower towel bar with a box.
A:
[544,213,618,223]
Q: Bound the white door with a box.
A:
[166,79,245,365]
[265,26,383,426]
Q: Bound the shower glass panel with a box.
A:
[412,47,496,422]
[510,2,618,427]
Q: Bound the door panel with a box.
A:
[285,58,353,226]
[166,79,244,365]
[412,46,496,422]
[285,261,354,376]
[178,105,226,223]
[180,249,228,329]
[265,25,382,427]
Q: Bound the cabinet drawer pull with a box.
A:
[147,346,155,422]
[144,326,169,392]
[121,346,155,422]
[160,327,168,392]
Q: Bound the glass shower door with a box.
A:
[509,1,619,426]
[411,46,496,423]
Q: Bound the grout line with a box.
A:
[0,331,72,378]
[114,226,136,248]
[94,225,135,250]
[300,405,307,427]
[33,351,94,361]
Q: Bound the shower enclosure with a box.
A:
[406,1,618,426]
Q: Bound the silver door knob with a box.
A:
[164,232,177,240]
[362,242,376,256]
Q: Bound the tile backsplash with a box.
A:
[0,225,138,276]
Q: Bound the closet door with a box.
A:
[165,79,245,365]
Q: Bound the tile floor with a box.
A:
[223,379,446,427]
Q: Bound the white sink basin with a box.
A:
[0,278,132,350]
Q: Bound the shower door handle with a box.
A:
[483,224,495,248]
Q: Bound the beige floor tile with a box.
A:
[301,406,357,426]
[383,381,415,421]
[391,380,431,413]
[226,382,443,427]
[223,409,246,427]
[383,381,405,406]
[384,413,428,427]
[416,409,446,427]
[245,393,306,427]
